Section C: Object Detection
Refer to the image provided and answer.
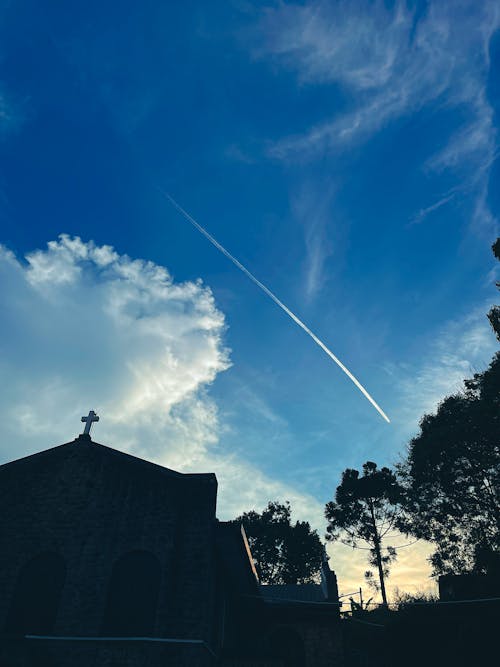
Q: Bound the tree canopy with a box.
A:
[399,353,500,574]
[231,501,323,584]
[487,237,500,341]
[399,238,500,575]
[325,461,403,605]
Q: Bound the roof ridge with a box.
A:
[0,436,216,483]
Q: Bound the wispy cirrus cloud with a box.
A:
[425,104,496,174]
[257,0,499,235]
[0,88,25,138]
[258,1,499,159]
[390,305,498,435]
[291,182,335,301]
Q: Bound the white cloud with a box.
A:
[0,236,457,595]
[393,305,498,435]
[291,182,335,301]
[257,0,499,242]
[470,184,500,239]
[0,235,326,525]
[259,1,499,163]
[258,0,413,91]
[0,236,229,453]
[425,99,495,174]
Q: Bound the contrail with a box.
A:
[163,192,390,423]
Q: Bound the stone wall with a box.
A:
[0,436,218,666]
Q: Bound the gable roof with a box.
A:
[216,522,260,595]
[0,433,216,486]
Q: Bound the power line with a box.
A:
[358,596,500,608]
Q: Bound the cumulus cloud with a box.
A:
[0,235,325,524]
[4,236,484,596]
[0,235,230,453]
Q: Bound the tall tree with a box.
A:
[325,462,403,606]
[231,501,323,584]
[399,353,500,574]
[399,238,500,575]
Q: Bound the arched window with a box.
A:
[101,550,161,636]
[5,552,66,635]
[268,626,306,667]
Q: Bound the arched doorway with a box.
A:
[5,552,66,635]
[101,550,161,636]
[268,626,306,667]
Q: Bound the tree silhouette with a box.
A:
[492,237,500,260]
[231,501,323,584]
[325,462,403,606]
[398,353,500,574]
[399,239,500,575]
[487,237,500,340]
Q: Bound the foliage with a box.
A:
[488,306,500,341]
[231,501,323,584]
[325,462,403,605]
[398,353,500,575]
[492,237,500,261]
[349,596,373,613]
[399,239,500,576]
[487,237,500,341]
[392,587,439,610]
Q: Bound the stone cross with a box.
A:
[81,410,99,436]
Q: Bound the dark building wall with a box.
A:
[439,572,500,601]
[0,437,218,665]
[264,618,343,667]
[299,621,343,667]
[223,602,343,667]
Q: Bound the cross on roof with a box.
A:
[81,410,99,436]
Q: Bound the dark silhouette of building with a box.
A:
[0,433,342,666]
[438,572,500,601]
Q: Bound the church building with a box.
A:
[0,417,343,666]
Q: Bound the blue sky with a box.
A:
[0,0,499,594]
